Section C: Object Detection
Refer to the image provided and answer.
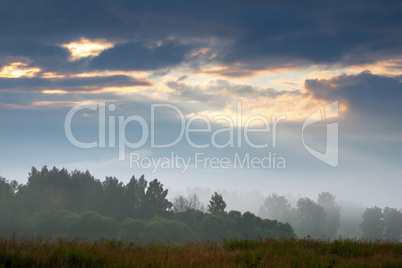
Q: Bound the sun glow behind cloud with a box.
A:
[0,62,41,78]
[62,37,114,61]
[0,59,351,122]
[41,90,69,94]
[346,58,402,77]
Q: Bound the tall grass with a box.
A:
[0,237,401,267]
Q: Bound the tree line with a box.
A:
[259,193,402,241]
[1,166,400,241]
[0,166,294,242]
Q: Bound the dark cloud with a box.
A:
[1,0,401,72]
[0,75,150,92]
[305,71,402,117]
[220,1,402,68]
[90,40,192,71]
[0,41,97,74]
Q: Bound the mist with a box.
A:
[1,166,400,242]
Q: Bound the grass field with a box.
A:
[0,237,401,267]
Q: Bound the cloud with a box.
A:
[0,62,41,78]
[0,41,89,74]
[0,75,151,93]
[90,40,192,71]
[1,1,401,73]
[305,71,402,117]
[163,78,316,122]
[168,79,301,100]
[220,1,402,69]
[62,37,115,61]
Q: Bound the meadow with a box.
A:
[0,237,401,267]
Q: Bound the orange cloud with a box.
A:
[0,62,41,78]
[62,37,114,61]
[41,90,69,94]
[346,58,402,76]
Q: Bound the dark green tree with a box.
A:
[237,211,262,239]
[124,175,148,219]
[197,214,233,241]
[207,192,226,214]
[101,176,125,220]
[67,170,103,213]
[19,166,65,212]
[269,221,296,239]
[144,179,172,218]
[67,211,118,240]
[143,217,192,243]
[0,176,19,237]
[118,218,146,241]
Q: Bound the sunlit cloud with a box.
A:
[193,64,259,78]
[163,78,340,122]
[198,93,332,122]
[346,58,402,77]
[90,85,161,96]
[0,62,41,78]
[31,100,99,108]
[302,70,338,81]
[269,78,300,88]
[41,89,69,94]
[41,72,66,79]
[62,37,114,61]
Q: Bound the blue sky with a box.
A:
[0,0,401,208]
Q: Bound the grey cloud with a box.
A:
[260,88,301,99]
[166,79,302,111]
[220,1,402,68]
[0,75,150,92]
[90,40,192,71]
[305,71,402,117]
[1,0,401,73]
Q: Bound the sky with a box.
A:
[0,0,401,209]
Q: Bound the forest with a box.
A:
[0,166,401,242]
[0,166,294,242]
